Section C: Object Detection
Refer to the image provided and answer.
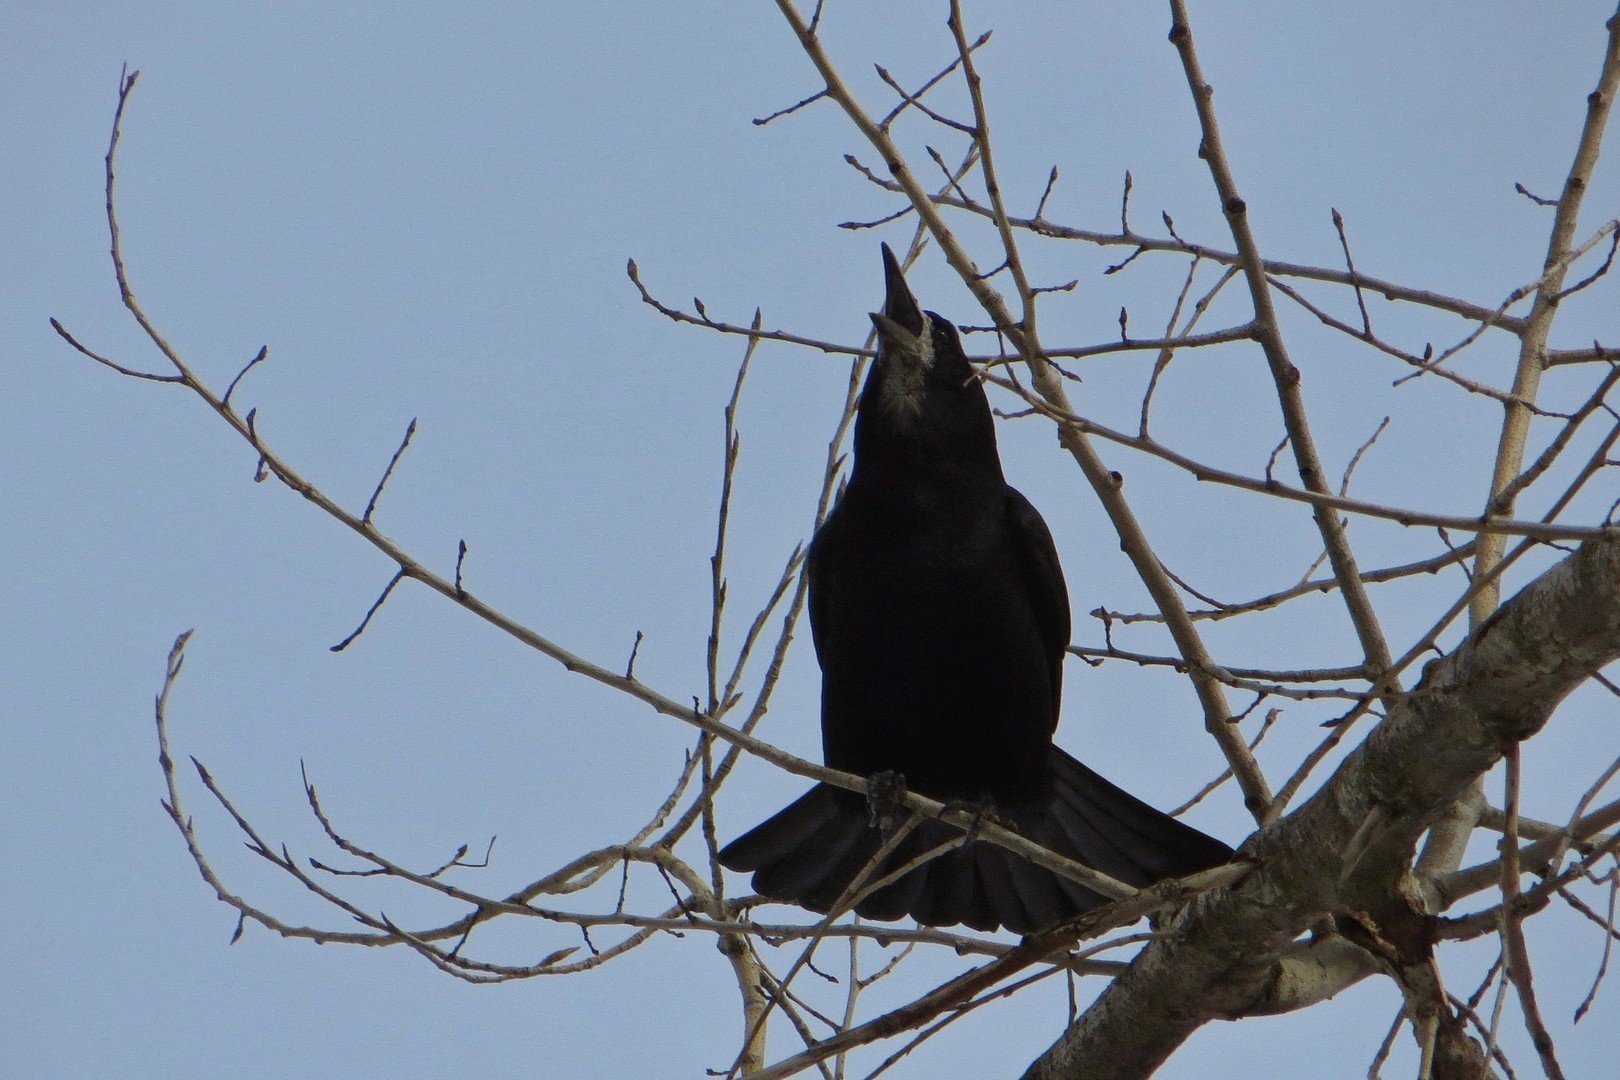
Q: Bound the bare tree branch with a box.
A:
[1025,535,1620,1078]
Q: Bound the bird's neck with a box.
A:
[848,410,1005,508]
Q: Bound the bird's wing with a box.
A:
[805,502,846,664]
[1004,485,1071,730]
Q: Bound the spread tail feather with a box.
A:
[719,749,1232,935]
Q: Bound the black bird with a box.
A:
[719,245,1231,934]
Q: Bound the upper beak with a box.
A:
[870,243,927,349]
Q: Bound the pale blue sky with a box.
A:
[6,3,1619,1077]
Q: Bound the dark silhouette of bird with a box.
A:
[719,244,1231,934]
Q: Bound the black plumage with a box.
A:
[719,245,1230,934]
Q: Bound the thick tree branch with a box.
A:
[1472,7,1620,622]
[1024,535,1620,1079]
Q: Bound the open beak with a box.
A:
[869,243,929,360]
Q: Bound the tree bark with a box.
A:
[1024,536,1620,1079]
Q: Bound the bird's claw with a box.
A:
[865,770,910,835]
[940,795,1000,844]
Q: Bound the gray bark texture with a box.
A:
[1024,535,1620,1080]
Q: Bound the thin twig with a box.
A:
[49,316,183,383]
[1331,208,1371,335]
[223,345,269,407]
[329,569,407,652]
[363,417,418,525]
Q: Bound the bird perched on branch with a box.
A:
[720,244,1231,934]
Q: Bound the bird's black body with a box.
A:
[719,246,1230,934]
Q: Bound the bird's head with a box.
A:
[866,243,979,418]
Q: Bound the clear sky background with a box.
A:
[6,3,1620,1078]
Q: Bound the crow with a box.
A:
[718,245,1231,934]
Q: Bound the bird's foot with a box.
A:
[865,770,910,835]
[939,794,1001,844]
